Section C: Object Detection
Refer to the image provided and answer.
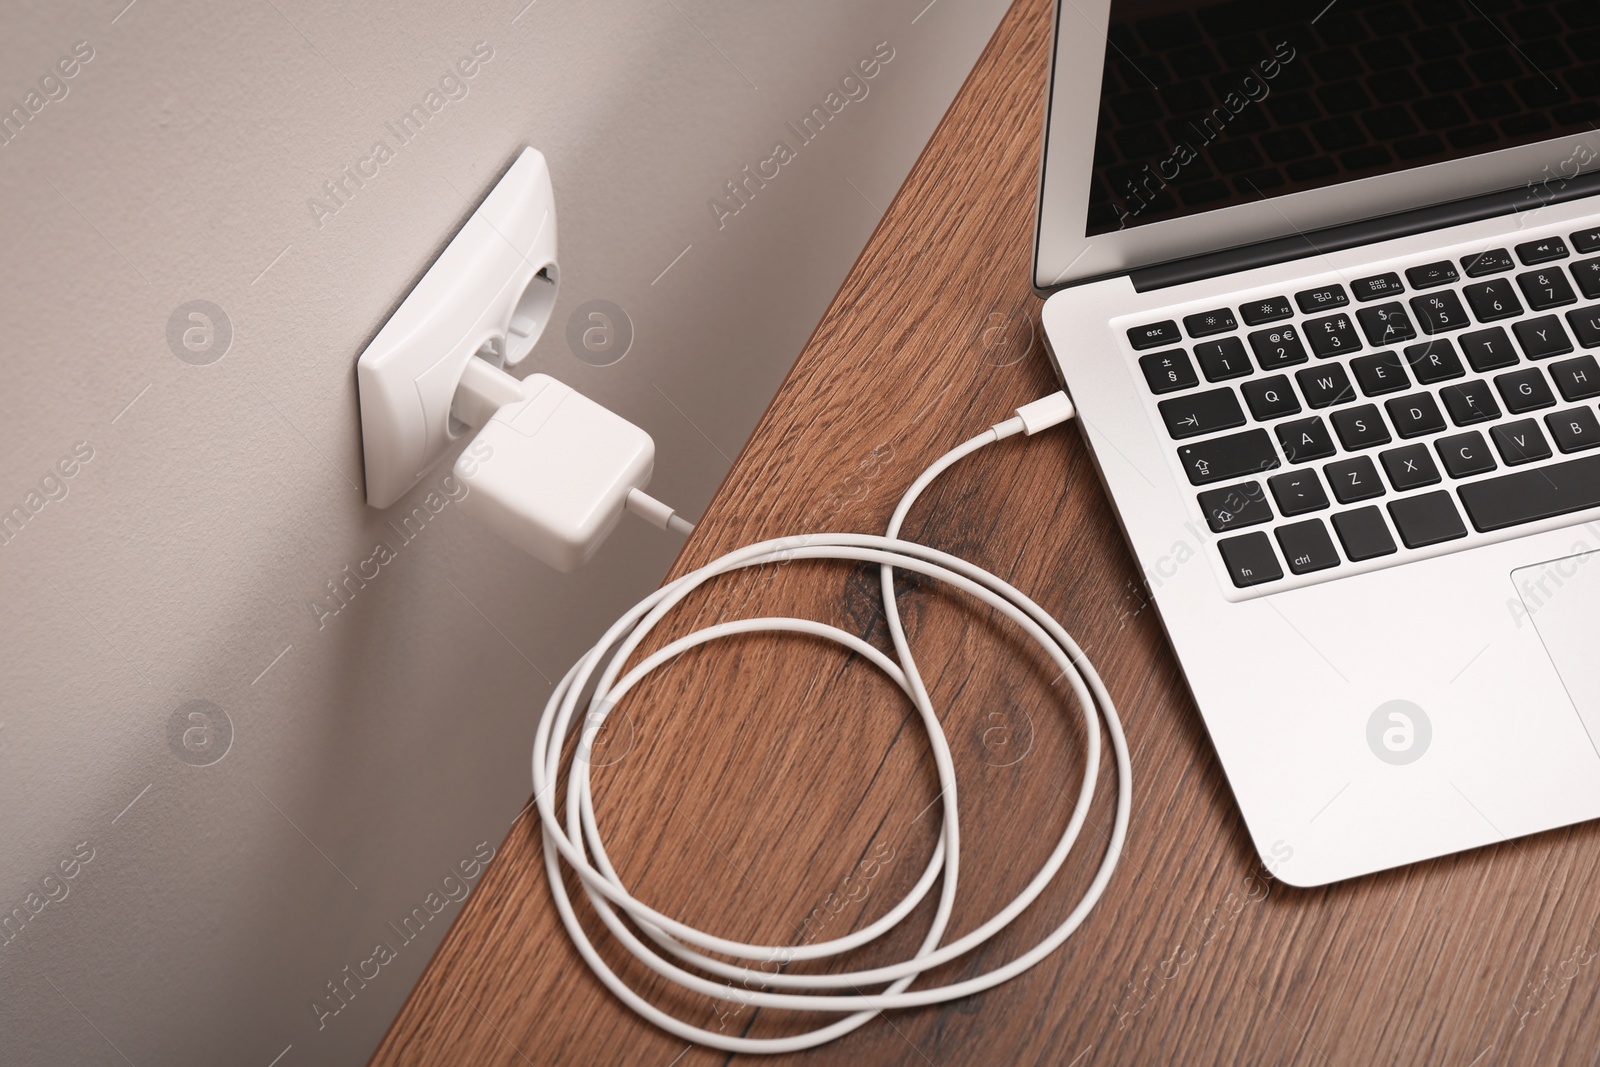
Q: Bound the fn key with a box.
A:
[1218,531,1283,588]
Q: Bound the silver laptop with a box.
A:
[1035,0,1600,885]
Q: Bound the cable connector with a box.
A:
[450,359,689,571]
[625,487,695,536]
[992,390,1077,440]
[1015,390,1076,434]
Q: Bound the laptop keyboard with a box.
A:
[1128,223,1600,590]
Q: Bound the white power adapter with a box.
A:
[354,147,690,569]
[450,357,687,571]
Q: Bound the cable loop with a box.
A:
[532,425,1131,1054]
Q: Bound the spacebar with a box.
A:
[1458,453,1600,532]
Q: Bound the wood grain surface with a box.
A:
[370,1,1600,1063]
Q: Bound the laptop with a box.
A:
[1034,0,1600,885]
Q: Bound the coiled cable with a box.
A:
[532,393,1131,1055]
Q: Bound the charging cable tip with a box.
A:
[627,488,695,535]
[1015,391,1076,434]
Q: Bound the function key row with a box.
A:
[1143,314,1599,408]
[1141,298,1600,400]
[1127,230,1600,349]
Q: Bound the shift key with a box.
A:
[1178,429,1281,485]
[1159,387,1246,439]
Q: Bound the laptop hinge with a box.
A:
[1129,173,1600,293]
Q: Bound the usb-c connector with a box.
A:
[1015,390,1076,434]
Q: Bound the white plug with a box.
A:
[450,358,685,571]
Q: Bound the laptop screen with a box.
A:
[1087,0,1600,237]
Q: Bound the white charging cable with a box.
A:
[531,390,1130,1055]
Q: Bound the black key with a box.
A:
[1409,290,1471,334]
[1275,416,1337,464]
[1459,326,1519,371]
[1240,295,1294,325]
[1295,363,1356,408]
[1572,230,1600,255]
[1129,321,1182,350]
[1551,356,1600,401]
[1439,379,1502,425]
[1403,339,1466,384]
[1406,261,1459,289]
[1178,429,1280,485]
[1545,407,1600,453]
[1459,451,1600,531]
[1572,259,1600,301]
[1248,325,1310,369]
[1241,375,1302,420]
[1463,247,1515,277]
[1384,393,1446,438]
[1388,491,1468,548]
[1269,469,1330,515]
[1380,443,1442,490]
[1217,531,1283,587]
[1140,349,1199,394]
[1514,316,1575,360]
[1489,419,1552,466]
[1194,337,1253,381]
[1184,308,1239,338]
[1495,367,1557,413]
[1464,279,1523,322]
[1353,272,1405,301]
[1197,481,1273,532]
[1516,236,1570,265]
[1357,302,1418,346]
[1295,285,1349,314]
[1275,519,1341,574]
[1331,403,1392,449]
[1566,306,1600,349]
[1160,388,1246,439]
[1435,430,1497,477]
[1516,268,1578,311]
[1332,506,1398,560]
[1304,313,1362,358]
[1325,455,1385,502]
[1351,350,1410,395]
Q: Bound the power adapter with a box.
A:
[450,356,689,571]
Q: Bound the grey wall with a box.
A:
[0,1,1010,1064]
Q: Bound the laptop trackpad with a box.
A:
[1516,552,1600,740]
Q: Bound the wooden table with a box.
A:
[371,1,1600,1062]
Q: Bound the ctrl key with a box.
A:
[1218,531,1284,588]
[1274,519,1341,574]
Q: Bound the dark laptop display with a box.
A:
[1088,0,1600,236]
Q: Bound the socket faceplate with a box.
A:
[357,147,558,508]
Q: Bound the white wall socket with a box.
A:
[357,147,559,509]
